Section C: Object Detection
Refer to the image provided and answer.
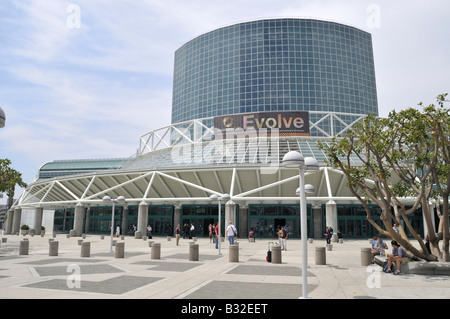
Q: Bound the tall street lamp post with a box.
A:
[102,195,125,253]
[282,151,319,299]
[209,193,230,255]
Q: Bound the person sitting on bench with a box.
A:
[387,240,408,275]
[371,236,387,262]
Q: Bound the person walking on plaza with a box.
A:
[325,226,332,244]
[175,225,181,246]
[225,221,237,245]
[183,223,188,239]
[208,224,213,243]
[190,223,194,239]
[215,223,219,249]
[278,225,288,250]
[147,224,152,239]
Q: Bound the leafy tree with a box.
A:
[318,94,449,262]
[0,158,27,210]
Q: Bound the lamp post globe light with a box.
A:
[0,106,5,128]
[209,193,230,255]
[282,151,319,299]
[102,195,125,253]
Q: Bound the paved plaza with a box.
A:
[1,233,450,299]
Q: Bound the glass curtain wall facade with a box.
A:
[172,18,378,125]
[248,204,312,239]
[53,205,174,236]
[328,204,427,239]
[181,204,238,238]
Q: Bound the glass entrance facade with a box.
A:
[53,205,174,236]
[181,204,238,237]
[53,208,75,233]
[327,204,426,239]
[248,204,312,238]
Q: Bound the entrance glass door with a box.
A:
[248,204,312,238]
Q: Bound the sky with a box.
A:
[0,0,449,204]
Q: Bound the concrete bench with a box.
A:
[374,255,450,275]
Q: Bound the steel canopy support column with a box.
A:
[12,208,22,235]
[137,201,148,235]
[74,203,84,237]
[34,207,43,235]
[326,200,338,241]
[225,200,236,226]
[5,209,14,234]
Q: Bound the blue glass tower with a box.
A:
[171,18,378,124]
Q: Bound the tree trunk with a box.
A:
[442,196,449,261]
[7,196,14,210]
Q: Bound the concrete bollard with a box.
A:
[2,238,7,243]
[151,243,161,259]
[115,242,125,258]
[48,238,54,243]
[361,248,372,266]
[135,231,142,239]
[70,230,76,237]
[101,235,105,240]
[120,235,125,240]
[148,241,154,247]
[53,234,57,238]
[315,247,326,265]
[49,241,59,256]
[112,240,117,247]
[82,234,86,239]
[192,237,197,242]
[143,236,147,241]
[308,238,313,244]
[81,242,90,257]
[167,236,172,241]
[229,244,239,262]
[271,245,282,264]
[339,238,343,244]
[326,244,333,251]
[23,238,29,241]
[66,234,70,239]
[40,233,44,237]
[19,240,29,255]
[189,243,199,261]
[77,239,83,245]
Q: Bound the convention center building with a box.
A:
[5,18,428,239]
